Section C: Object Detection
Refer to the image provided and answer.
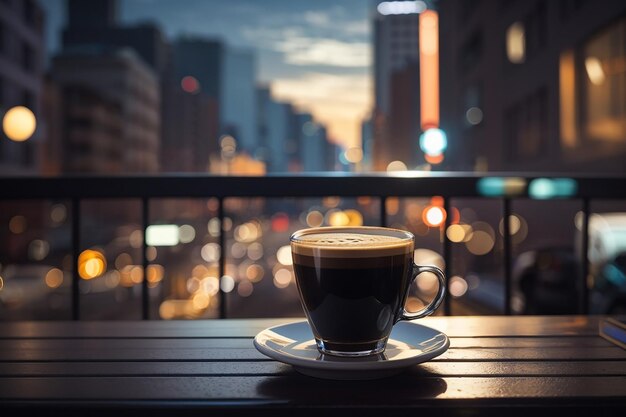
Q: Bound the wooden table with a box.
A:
[0,316,625,416]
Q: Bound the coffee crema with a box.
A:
[291,232,412,258]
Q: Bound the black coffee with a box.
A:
[291,232,413,353]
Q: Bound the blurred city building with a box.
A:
[0,0,45,174]
[62,0,169,75]
[257,87,292,172]
[43,81,123,174]
[439,0,626,172]
[168,37,223,172]
[295,112,332,172]
[371,2,422,170]
[222,48,257,155]
[51,48,160,172]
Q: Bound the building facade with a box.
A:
[222,48,257,154]
[0,0,45,174]
[439,0,626,172]
[52,48,160,172]
[372,5,422,170]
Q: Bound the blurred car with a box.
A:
[513,246,580,314]
[591,251,626,314]
[585,212,626,314]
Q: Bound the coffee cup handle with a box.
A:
[399,265,446,321]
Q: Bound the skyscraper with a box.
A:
[222,48,257,154]
[372,2,423,170]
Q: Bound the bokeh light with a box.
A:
[328,210,350,226]
[28,239,50,261]
[419,128,447,156]
[50,204,67,224]
[423,206,446,227]
[343,209,364,226]
[246,264,265,282]
[466,107,483,125]
[247,242,263,261]
[306,210,324,227]
[201,242,220,262]
[237,280,254,297]
[178,224,196,243]
[386,160,408,172]
[44,268,64,289]
[498,214,522,235]
[220,275,235,293]
[208,218,221,236]
[273,268,293,288]
[276,245,293,266]
[147,265,165,284]
[465,221,496,255]
[271,212,290,232]
[449,275,468,297]
[425,153,444,164]
[344,147,364,163]
[78,249,106,280]
[8,215,26,234]
[2,106,36,142]
[446,223,473,243]
[181,75,200,93]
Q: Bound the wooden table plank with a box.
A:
[0,361,625,377]
[0,316,603,338]
[0,316,623,415]
[0,376,625,401]
[0,346,623,362]
[0,336,612,350]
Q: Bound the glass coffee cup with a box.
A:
[290,226,446,357]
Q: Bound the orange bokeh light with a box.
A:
[423,205,447,228]
[425,153,444,165]
[419,10,440,130]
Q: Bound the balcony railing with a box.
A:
[1,172,625,320]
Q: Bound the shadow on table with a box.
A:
[256,366,448,405]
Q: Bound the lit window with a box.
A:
[506,22,525,64]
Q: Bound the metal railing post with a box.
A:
[580,198,590,314]
[380,196,387,227]
[141,197,150,320]
[503,198,512,315]
[443,197,452,316]
[218,197,227,319]
[71,198,80,320]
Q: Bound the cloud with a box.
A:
[241,5,370,68]
[278,37,370,68]
[271,72,372,148]
[243,26,370,68]
[304,11,331,27]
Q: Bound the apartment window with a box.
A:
[23,0,35,26]
[0,21,5,56]
[505,2,547,65]
[559,0,587,21]
[22,90,35,109]
[582,16,626,144]
[525,1,546,58]
[22,42,34,72]
[505,87,548,161]
[459,30,483,73]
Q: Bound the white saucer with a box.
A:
[253,320,449,380]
